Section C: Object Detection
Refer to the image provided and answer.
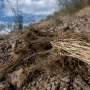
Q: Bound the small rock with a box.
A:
[8,68,26,88]
[0,82,9,90]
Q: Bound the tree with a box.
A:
[0,23,5,31]
[58,0,90,8]
[7,0,23,32]
[57,0,90,14]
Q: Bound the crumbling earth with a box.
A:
[0,7,90,90]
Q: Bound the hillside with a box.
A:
[0,7,90,90]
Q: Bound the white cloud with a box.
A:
[4,0,59,16]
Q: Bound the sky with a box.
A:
[0,0,59,16]
[0,0,59,33]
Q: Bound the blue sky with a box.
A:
[0,0,4,16]
[0,0,59,33]
[0,0,59,16]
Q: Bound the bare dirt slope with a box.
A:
[0,7,90,90]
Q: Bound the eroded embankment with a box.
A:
[0,7,90,90]
[0,29,90,90]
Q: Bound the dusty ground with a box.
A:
[0,7,90,90]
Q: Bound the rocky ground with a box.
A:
[0,7,90,90]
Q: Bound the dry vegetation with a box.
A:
[0,6,90,90]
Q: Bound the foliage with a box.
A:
[57,0,90,15]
